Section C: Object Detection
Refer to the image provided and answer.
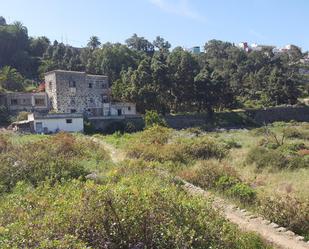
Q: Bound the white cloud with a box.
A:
[149,0,206,22]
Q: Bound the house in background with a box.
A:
[44,70,137,117]
[0,92,49,112]
[11,113,84,133]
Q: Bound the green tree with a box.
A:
[0,66,24,91]
[87,36,101,50]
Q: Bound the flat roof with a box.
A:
[32,113,83,120]
[44,70,108,78]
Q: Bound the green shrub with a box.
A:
[0,175,270,249]
[216,175,239,191]
[144,110,166,128]
[222,138,242,149]
[258,194,309,238]
[0,105,9,124]
[15,111,29,121]
[178,160,238,189]
[84,120,96,134]
[0,133,109,192]
[283,127,309,140]
[246,147,288,169]
[246,145,309,170]
[227,183,256,203]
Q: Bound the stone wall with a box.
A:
[88,106,309,133]
[45,70,110,114]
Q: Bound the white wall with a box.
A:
[110,103,136,116]
[34,118,84,133]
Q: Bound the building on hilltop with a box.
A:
[44,70,136,117]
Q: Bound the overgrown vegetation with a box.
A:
[0,131,272,248]
[100,121,309,240]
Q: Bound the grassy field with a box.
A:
[0,131,271,248]
[99,121,309,239]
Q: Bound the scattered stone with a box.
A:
[270,222,279,228]
[261,219,271,225]
[277,227,287,232]
[295,236,304,241]
[240,209,246,213]
[285,231,295,236]
[248,215,258,219]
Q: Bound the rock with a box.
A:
[85,172,98,180]
[277,227,287,232]
[295,236,304,241]
[285,231,295,236]
[270,222,279,228]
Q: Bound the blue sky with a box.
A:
[1,0,308,51]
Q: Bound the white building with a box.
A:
[28,113,84,133]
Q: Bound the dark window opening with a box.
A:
[70,109,76,113]
[66,119,72,124]
[128,106,131,111]
[117,109,122,116]
[35,98,45,106]
[69,81,76,88]
[11,99,18,105]
[49,81,52,89]
[89,83,93,88]
[101,95,108,103]
[70,98,75,105]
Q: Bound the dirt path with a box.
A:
[91,137,125,163]
[92,137,309,249]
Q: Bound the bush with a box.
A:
[0,175,270,249]
[246,147,288,169]
[178,160,238,189]
[144,110,166,128]
[0,133,109,192]
[216,175,239,191]
[283,127,309,140]
[246,145,309,170]
[0,105,9,124]
[227,183,256,203]
[15,111,29,121]
[258,194,309,238]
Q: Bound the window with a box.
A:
[89,83,93,88]
[101,95,108,103]
[66,119,72,124]
[35,98,45,106]
[89,98,94,104]
[70,98,76,105]
[128,106,131,111]
[70,109,76,113]
[69,81,76,88]
[49,81,52,89]
[11,99,18,105]
[101,83,107,89]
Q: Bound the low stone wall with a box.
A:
[89,106,309,133]
[89,116,144,133]
[246,106,309,124]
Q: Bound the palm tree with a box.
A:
[87,36,101,50]
[0,66,24,91]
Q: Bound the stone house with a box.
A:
[45,70,110,115]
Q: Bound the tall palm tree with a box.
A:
[87,36,101,50]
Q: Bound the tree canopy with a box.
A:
[0,17,307,114]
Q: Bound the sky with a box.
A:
[1,0,308,51]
